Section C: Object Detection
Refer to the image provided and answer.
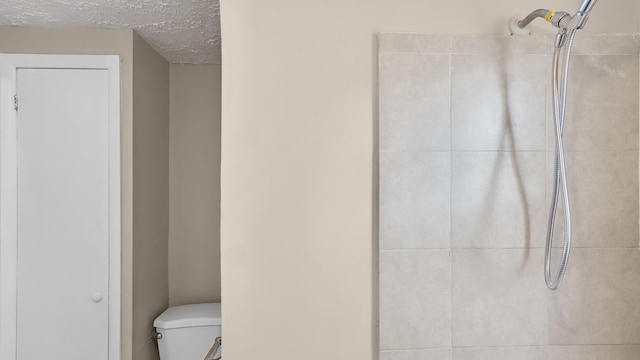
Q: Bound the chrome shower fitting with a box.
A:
[518,0,598,34]
[577,0,598,15]
[516,9,565,30]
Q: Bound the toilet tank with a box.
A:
[154,303,221,360]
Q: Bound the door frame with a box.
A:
[0,54,121,360]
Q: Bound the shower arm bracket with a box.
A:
[517,9,555,29]
[517,9,589,48]
[518,0,597,34]
[556,12,590,31]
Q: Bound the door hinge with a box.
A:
[13,95,18,111]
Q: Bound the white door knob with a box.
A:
[91,292,103,303]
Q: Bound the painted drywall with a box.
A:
[132,33,170,360]
[219,1,640,360]
[169,64,221,307]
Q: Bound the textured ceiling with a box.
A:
[0,0,221,64]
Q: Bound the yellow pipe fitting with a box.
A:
[545,10,556,22]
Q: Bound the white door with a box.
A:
[0,55,120,360]
[17,68,110,359]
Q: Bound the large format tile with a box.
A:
[545,151,638,248]
[380,52,450,151]
[451,151,546,249]
[380,349,453,360]
[546,34,640,55]
[378,33,640,355]
[453,346,547,360]
[546,55,639,152]
[451,249,548,347]
[380,151,450,249]
[451,53,546,151]
[379,33,451,53]
[380,250,452,350]
[451,35,546,55]
[548,249,640,345]
[547,345,640,359]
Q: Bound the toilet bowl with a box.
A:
[154,303,221,360]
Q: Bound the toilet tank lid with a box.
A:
[154,303,221,329]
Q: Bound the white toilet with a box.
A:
[154,303,222,360]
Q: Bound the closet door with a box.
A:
[16,68,110,360]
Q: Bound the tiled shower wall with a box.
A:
[378,34,640,359]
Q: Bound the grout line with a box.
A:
[378,149,452,153]
[377,51,640,58]
[379,149,639,153]
[380,343,640,353]
[379,247,640,252]
[378,51,452,55]
[448,47,453,154]
[447,41,454,351]
[544,33,551,352]
[381,344,640,352]
[544,43,551,348]
[453,344,640,348]
[379,347,452,352]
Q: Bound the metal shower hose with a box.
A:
[545,28,578,290]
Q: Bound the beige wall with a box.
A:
[169,64,222,306]
[219,1,640,360]
[132,33,170,360]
